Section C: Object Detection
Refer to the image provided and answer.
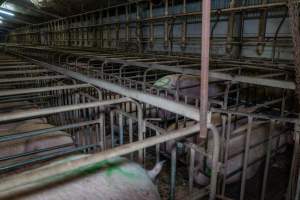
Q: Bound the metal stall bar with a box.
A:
[3,54,224,199]
[0,75,67,83]
[0,84,91,97]
[21,56,201,121]
[7,46,296,90]
[0,123,220,200]
[0,69,50,75]
[0,120,99,143]
[0,97,131,123]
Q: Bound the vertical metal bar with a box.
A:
[170,144,177,200]
[221,113,232,196]
[181,0,187,49]
[132,100,144,164]
[155,130,160,163]
[119,114,124,145]
[281,74,288,116]
[99,113,105,150]
[240,116,253,200]
[164,0,169,49]
[287,123,300,200]
[199,0,211,139]
[110,111,115,148]
[189,148,195,193]
[136,2,142,53]
[295,168,300,200]
[208,124,220,200]
[128,118,133,160]
[260,120,275,200]
[149,1,154,49]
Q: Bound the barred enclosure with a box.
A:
[0,0,300,200]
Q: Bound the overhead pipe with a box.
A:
[164,0,169,49]
[256,1,268,56]
[181,0,187,49]
[226,0,236,55]
[149,0,154,49]
[272,9,288,62]
[210,9,222,40]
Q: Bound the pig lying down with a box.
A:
[3,155,161,200]
[0,101,162,200]
[194,121,288,185]
[0,101,74,170]
[153,74,223,119]
[153,74,223,99]
[167,118,289,186]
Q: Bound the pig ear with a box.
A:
[147,160,166,181]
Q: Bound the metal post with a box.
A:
[170,144,177,200]
[260,120,275,200]
[199,0,211,139]
[240,117,253,200]
[189,148,195,193]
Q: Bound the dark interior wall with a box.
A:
[7,0,295,61]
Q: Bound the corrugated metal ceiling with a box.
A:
[0,0,130,31]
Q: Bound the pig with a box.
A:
[153,74,223,119]
[0,122,74,167]
[0,102,74,169]
[153,74,223,100]
[197,121,287,185]
[0,101,47,127]
[168,119,288,186]
[5,155,162,200]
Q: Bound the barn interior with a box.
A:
[0,0,299,199]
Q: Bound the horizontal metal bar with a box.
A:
[209,72,295,90]
[0,144,98,172]
[0,144,73,162]
[0,65,37,69]
[0,75,67,83]
[61,51,296,90]
[76,54,296,90]
[210,108,297,123]
[0,62,28,66]
[27,57,200,121]
[0,84,91,97]
[6,46,296,89]
[0,124,201,199]
[0,97,130,123]
[0,69,50,75]
[0,120,99,143]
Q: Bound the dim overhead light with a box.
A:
[0,20,3,24]
[0,10,14,16]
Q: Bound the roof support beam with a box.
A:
[9,0,62,19]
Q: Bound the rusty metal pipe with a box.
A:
[199,0,211,139]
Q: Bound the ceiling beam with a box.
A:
[0,16,23,26]
[9,0,62,19]
[0,7,35,24]
[0,14,32,25]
